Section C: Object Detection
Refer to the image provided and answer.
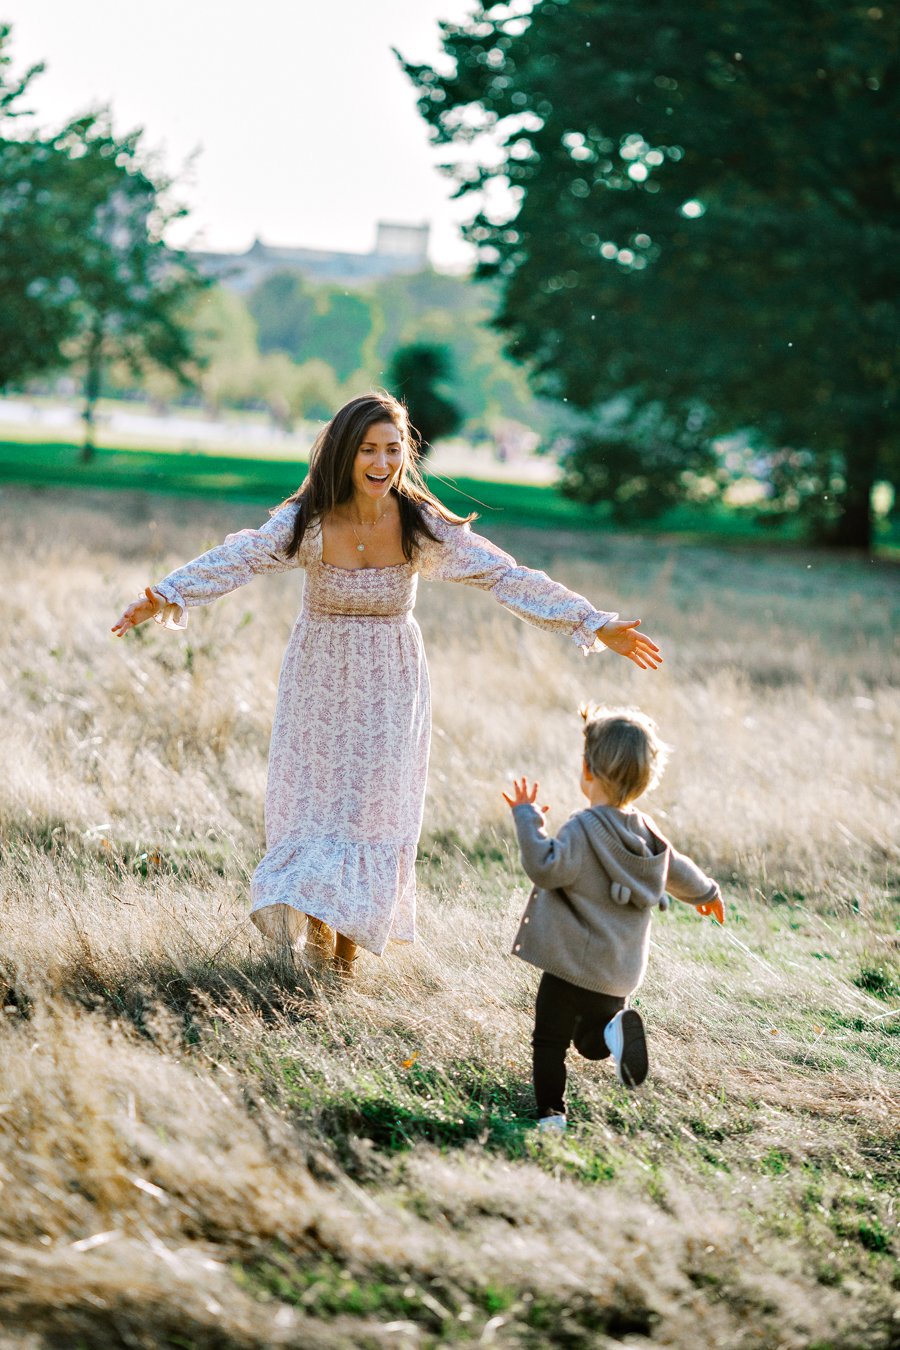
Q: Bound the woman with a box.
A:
[112,393,662,974]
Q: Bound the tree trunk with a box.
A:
[826,438,878,553]
[829,478,873,551]
[81,324,104,464]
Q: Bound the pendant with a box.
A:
[357,543,365,552]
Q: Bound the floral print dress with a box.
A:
[152,505,616,954]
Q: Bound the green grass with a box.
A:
[232,1245,658,1343]
[0,434,815,543]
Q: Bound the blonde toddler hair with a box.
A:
[580,705,670,807]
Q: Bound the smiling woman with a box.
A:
[111,392,662,976]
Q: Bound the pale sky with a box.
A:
[7,0,486,267]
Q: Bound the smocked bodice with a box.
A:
[304,560,419,618]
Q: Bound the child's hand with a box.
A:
[697,895,725,925]
[502,777,549,814]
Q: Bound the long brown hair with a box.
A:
[277,392,473,560]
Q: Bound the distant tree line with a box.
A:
[97,266,543,450]
[0,23,541,457]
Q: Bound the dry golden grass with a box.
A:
[1,486,898,1349]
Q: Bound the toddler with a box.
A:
[503,707,724,1131]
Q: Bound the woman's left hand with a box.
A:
[596,618,662,670]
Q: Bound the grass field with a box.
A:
[0,435,820,544]
[1,485,898,1349]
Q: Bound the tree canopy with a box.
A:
[403,0,900,547]
[0,31,81,387]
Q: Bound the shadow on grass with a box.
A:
[1,944,324,1043]
[316,1060,534,1161]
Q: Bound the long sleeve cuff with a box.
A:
[150,582,187,631]
[571,609,618,655]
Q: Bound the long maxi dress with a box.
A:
[151,505,618,955]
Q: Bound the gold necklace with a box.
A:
[348,508,385,553]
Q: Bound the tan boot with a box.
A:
[305,916,335,968]
[334,933,359,979]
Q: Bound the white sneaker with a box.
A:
[603,1010,649,1088]
[537,1112,567,1133]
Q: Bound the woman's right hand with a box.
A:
[111,586,163,637]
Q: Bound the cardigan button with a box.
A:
[514,943,521,951]
[523,917,529,923]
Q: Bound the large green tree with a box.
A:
[403,0,899,548]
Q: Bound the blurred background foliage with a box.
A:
[0,20,545,451]
[402,0,900,549]
[2,4,899,550]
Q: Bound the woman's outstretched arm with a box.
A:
[111,504,302,636]
[417,516,662,668]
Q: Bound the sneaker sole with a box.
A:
[617,1010,649,1088]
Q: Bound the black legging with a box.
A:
[531,971,625,1117]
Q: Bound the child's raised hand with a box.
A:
[502,777,548,813]
[697,895,726,925]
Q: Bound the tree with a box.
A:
[58,116,206,460]
[311,291,380,382]
[373,269,540,431]
[387,343,463,452]
[256,354,340,429]
[292,359,342,421]
[191,286,261,413]
[0,26,206,458]
[403,0,900,548]
[248,273,379,383]
[0,27,82,386]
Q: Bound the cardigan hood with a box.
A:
[578,806,669,911]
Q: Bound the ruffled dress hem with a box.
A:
[249,836,418,956]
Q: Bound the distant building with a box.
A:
[194,221,430,293]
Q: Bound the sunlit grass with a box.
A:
[1,485,897,1347]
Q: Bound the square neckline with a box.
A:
[313,517,413,573]
[319,559,413,573]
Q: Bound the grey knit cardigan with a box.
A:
[511,802,720,996]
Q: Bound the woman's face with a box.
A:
[351,420,405,503]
